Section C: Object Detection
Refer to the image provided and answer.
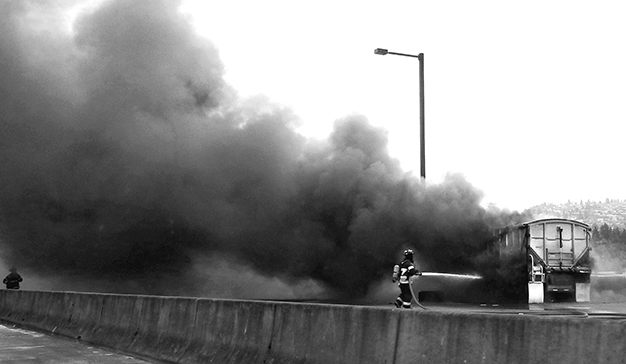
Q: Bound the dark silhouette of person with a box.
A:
[3,267,23,289]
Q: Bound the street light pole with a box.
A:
[418,53,425,180]
[374,48,425,179]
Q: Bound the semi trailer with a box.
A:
[494,218,592,303]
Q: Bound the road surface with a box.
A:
[0,323,153,363]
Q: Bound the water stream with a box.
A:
[421,272,482,280]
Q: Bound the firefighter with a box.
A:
[3,267,23,290]
[393,249,421,308]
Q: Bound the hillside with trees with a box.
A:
[527,199,626,229]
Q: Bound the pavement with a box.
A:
[0,323,154,363]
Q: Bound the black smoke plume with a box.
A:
[0,0,524,299]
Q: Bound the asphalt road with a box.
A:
[0,323,153,363]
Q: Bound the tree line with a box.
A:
[592,223,626,245]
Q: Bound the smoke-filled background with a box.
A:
[0,0,526,300]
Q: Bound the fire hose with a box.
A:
[409,275,427,310]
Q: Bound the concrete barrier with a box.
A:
[9,290,49,326]
[268,303,398,364]
[63,292,105,340]
[394,311,626,364]
[41,291,72,333]
[1,290,626,363]
[180,298,275,363]
[147,296,198,362]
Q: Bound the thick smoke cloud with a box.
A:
[0,0,523,298]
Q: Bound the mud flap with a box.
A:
[528,282,544,303]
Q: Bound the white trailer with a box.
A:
[495,218,592,303]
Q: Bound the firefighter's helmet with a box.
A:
[403,249,414,258]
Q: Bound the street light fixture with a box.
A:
[374,48,425,180]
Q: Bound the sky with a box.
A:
[169,0,626,211]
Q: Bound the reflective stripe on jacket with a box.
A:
[398,259,416,284]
